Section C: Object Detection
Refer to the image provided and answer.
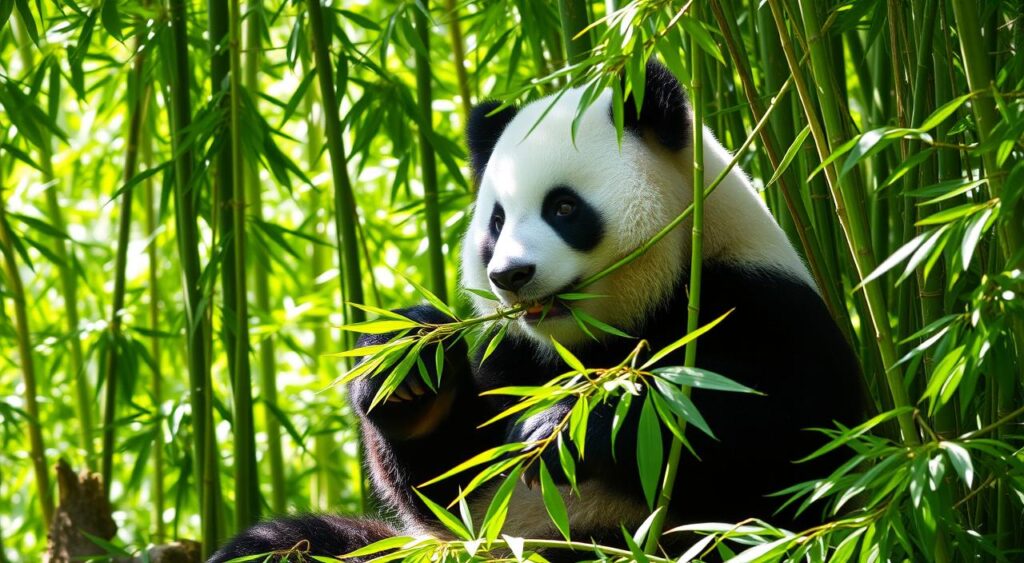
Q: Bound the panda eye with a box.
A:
[555,199,576,217]
[491,213,504,232]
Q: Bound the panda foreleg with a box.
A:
[347,304,505,530]
[207,514,396,563]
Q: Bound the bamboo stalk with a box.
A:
[772,0,919,444]
[12,11,96,467]
[166,0,222,552]
[950,2,1022,551]
[711,0,850,343]
[100,24,149,495]
[141,100,165,542]
[244,0,286,515]
[306,0,366,331]
[557,0,592,71]
[227,0,260,529]
[644,6,704,551]
[414,2,448,302]
[0,191,54,530]
[444,0,472,123]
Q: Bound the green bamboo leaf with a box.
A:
[765,124,810,189]
[620,523,650,563]
[916,202,992,226]
[568,306,598,342]
[419,443,524,487]
[676,13,724,64]
[841,128,931,178]
[640,309,732,369]
[940,441,974,488]
[480,322,509,365]
[555,292,605,301]
[960,207,994,270]
[853,232,928,291]
[338,318,421,334]
[401,272,457,320]
[652,366,760,394]
[413,489,472,540]
[880,148,936,189]
[100,0,123,40]
[481,467,523,542]
[918,92,972,131]
[13,0,37,44]
[652,378,714,438]
[538,461,570,541]
[572,308,632,338]
[556,433,578,493]
[338,536,418,558]
[549,337,586,373]
[610,392,633,458]
[636,395,662,509]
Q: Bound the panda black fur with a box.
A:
[210,61,861,562]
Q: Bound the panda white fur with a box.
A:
[210,61,861,562]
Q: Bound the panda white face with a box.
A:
[461,88,692,349]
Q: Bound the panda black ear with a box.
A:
[621,60,691,151]
[467,101,519,182]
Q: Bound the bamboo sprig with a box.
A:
[771,0,918,445]
[414,1,448,303]
[0,191,54,530]
[644,5,704,551]
[166,0,222,551]
[306,0,367,331]
[101,18,150,494]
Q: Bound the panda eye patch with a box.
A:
[555,199,576,217]
[490,208,505,233]
[542,186,603,252]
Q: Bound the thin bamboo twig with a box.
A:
[101,35,150,492]
[415,1,448,303]
[0,191,54,530]
[644,5,703,551]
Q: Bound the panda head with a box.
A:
[461,61,694,349]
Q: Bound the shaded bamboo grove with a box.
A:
[0,0,1022,561]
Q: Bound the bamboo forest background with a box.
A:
[0,0,1022,560]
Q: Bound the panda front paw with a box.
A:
[347,305,470,439]
[508,402,576,488]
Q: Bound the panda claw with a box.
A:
[407,378,427,396]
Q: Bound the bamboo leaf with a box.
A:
[765,124,810,189]
[940,442,974,488]
[538,461,570,541]
[413,489,472,540]
[636,394,662,510]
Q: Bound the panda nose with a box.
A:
[489,264,536,292]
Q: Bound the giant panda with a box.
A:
[210,60,862,562]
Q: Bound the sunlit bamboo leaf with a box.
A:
[766,124,810,189]
[636,394,662,510]
[538,461,570,541]
[413,489,472,540]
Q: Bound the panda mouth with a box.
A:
[522,299,568,323]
